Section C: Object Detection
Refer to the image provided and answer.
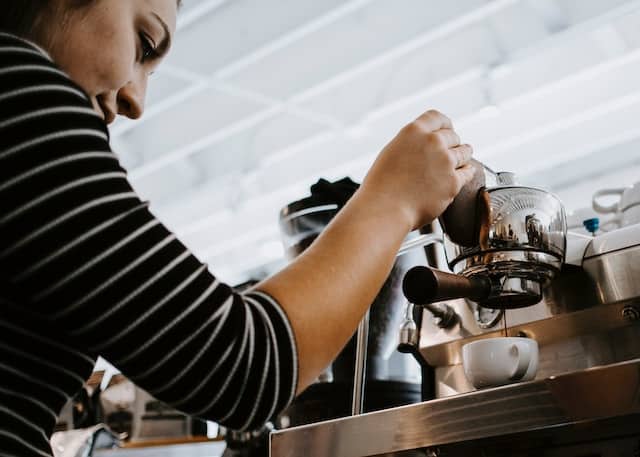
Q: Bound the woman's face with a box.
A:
[47,0,178,124]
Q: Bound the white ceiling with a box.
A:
[110,0,640,284]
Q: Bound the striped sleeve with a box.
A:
[0,32,297,431]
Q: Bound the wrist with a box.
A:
[348,186,415,235]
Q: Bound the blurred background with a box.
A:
[110,0,640,285]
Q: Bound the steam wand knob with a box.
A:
[423,302,459,329]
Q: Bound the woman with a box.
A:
[0,0,474,455]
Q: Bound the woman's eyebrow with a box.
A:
[151,12,172,56]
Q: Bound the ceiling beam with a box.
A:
[510,0,640,61]
[158,44,640,238]
[111,65,340,139]
[111,0,640,141]
[177,0,231,31]
[122,0,518,177]
[289,0,518,104]
[214,0,379,79]
[110,0,376,137]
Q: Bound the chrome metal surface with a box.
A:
[583,236,640,304]
[486,275,543,309]
[398,302,419,350]
[433,324,640,397]
[351,311,369,416]
[270,358,640,457]
[495,171,516,186]
[416,234,640,397]
[584,222,640,258]
[397,233,443,257]
[432,165,568,309]
[453,251,563,278]
[416,237,640,367]
[279,204,338,259]
[444,186,567,291]
[94,442,226,457]
[474,305,503,329]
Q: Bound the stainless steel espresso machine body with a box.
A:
[270,163,640,457]
[402,161,567,310]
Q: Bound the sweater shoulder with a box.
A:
[0,31,94,107]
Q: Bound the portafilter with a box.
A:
[402,160,567,310]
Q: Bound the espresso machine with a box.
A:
[271,162,640,457]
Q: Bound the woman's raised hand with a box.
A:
[360,109,475,231]
[258,109,475,394]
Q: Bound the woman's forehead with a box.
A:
[146,0,178,31]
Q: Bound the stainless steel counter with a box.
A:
[270,358,640,457]
[94,441,226,457]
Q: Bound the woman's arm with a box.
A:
[258,112,474,392]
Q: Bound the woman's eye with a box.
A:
[139,33,158,62]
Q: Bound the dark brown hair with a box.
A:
[0,0,181,41]
[0,1,53,39]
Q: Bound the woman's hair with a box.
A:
[0,1,53,39]
[0,0,181,41]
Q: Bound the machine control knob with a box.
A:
[583,217,600,235]
[424,302,459,329]
[622,305,640,322]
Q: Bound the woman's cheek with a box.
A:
[99,47,136,91]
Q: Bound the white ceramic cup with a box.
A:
[592,183,640,230]
[462,337,539,389]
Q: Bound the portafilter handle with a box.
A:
[402,265,492,305]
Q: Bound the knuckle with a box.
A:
[425,109,442,119]
[429,109,452,125]
[425,132,446,150]
[444,149,458,167]
[403,120,423,136]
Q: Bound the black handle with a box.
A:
[402,265,492,305]
[439,158,486,247]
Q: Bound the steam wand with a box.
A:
[351,310,369,416]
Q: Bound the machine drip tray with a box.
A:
[270,359,640,457]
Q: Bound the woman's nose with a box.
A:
[117,77,147,120]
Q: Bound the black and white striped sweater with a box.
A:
[0,32,297,457]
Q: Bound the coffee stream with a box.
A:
[503,311,508,337]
